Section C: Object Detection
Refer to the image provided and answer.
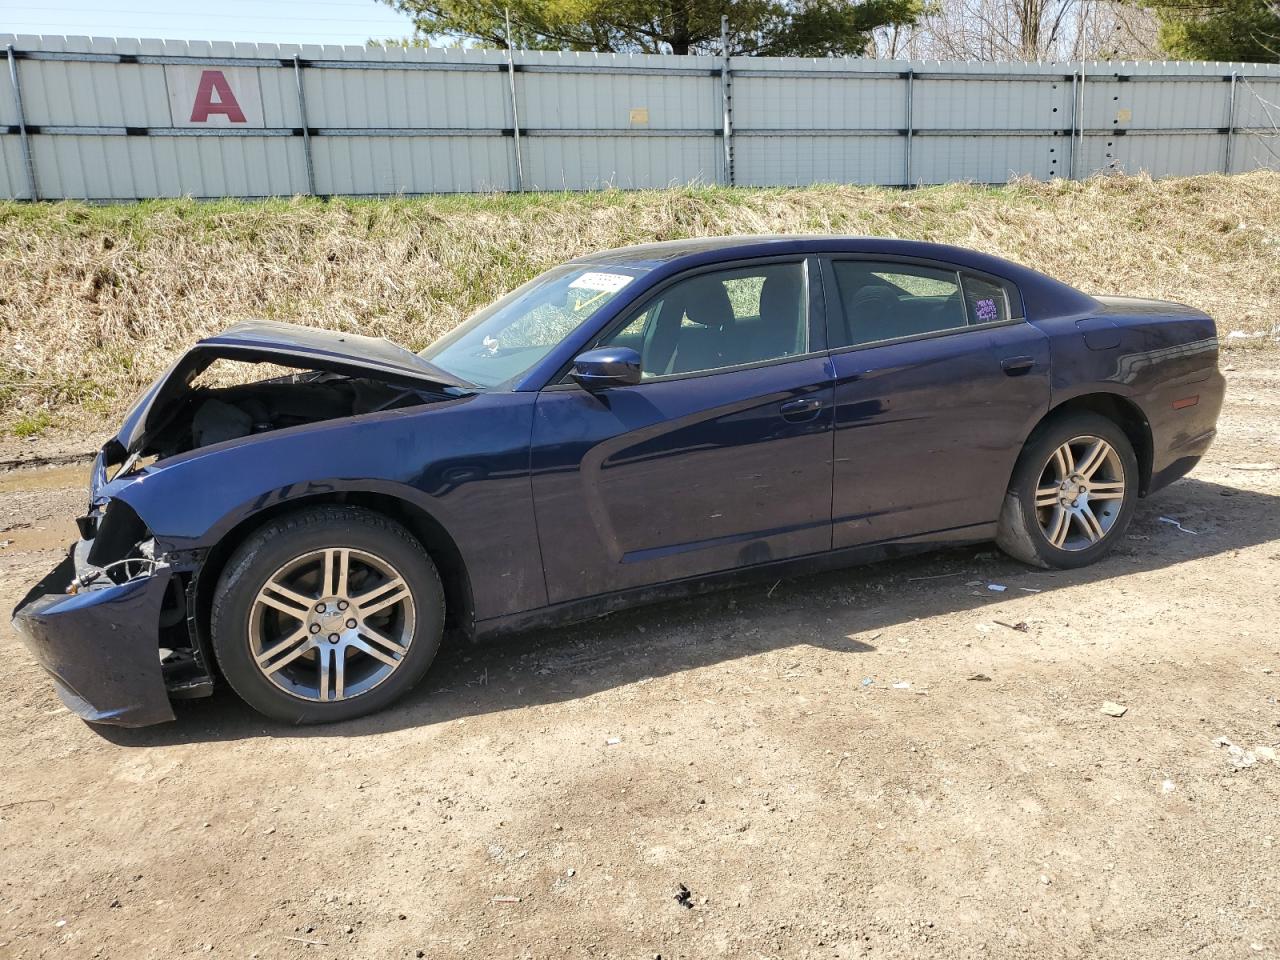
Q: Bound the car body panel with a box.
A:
[530,355,835,603]
[828,321,1051,548]
[111,391,549,622]
[1030,296,1222,492]
[11,555,176,727]
[10,236,1225,726]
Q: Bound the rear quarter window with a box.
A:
[961,274,1015,325]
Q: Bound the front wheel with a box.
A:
[996,412,1140,569]
[210,506,445,724]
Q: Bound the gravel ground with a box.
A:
[0,357,1276,960]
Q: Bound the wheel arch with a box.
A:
[191,491,475,663]
[1020,392,1154,495]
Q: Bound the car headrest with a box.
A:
[849,283,899,313]
[759,269,803,326]
[669,275,734,330]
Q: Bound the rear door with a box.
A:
[530,257,835,604]
[823,256,1050,548]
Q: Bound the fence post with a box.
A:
[1224,71,1237,174]
[720,15,734,187]
[504,10,525,192]
[292,55,316,196]
[1067,70,1078,180]
[6,44,38,201]
[904,69,914,187]
[1075,60,1088,179]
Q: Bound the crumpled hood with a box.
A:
[111,320,471,457]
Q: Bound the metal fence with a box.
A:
[4,33,1280,200]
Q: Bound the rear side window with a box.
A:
[830,260,1018,348]
[962,273,1013,325]
[830,261,967,347]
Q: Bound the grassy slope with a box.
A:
[1,173,1278,436]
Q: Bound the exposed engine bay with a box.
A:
[142,371,431,460]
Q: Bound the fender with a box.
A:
[109,392,548,621]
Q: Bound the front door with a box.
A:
[530,258,835,604]
[822,257,1051,548]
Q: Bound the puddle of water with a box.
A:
[0,462,91,495]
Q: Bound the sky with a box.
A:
[2,0,420,46]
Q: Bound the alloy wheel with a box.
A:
[248,547,416,703]
[1034,435,1127,551]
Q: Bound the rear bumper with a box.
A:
[11,552,175,727]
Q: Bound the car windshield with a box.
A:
[420,264,650,388]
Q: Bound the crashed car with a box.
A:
[13,237,1224,727]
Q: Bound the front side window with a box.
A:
[421,264,650,387]
[596,262,807,378]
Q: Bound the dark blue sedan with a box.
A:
[12,237,1225,726]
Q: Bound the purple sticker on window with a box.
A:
[975,297,998,322]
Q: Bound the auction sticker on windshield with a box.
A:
[569,272,634,293]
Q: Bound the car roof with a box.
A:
[574,235,1013,271]
[571,235,1099,319]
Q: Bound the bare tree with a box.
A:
[870,0,1159,60]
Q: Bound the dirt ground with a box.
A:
[0,358,1277,960]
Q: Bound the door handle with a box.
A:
[779,397,823,422]
[1001,356,1035,376]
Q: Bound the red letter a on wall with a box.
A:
[189,70,247,123]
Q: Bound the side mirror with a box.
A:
[570,347,642,391]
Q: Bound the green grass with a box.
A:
[11,411,52,439]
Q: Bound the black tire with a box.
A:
[996,411,1140,570]
[210,505,445,724]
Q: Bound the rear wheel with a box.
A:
[996,412,1139,569]
[211,506,444,724]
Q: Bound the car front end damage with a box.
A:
[10,455,215,727]
[12,320,473,727]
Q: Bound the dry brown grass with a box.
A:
[1,172,1278,435]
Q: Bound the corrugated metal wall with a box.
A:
[3,34,1279,200]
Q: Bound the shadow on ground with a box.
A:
[96,477,1279,748]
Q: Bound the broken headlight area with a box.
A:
[63,498,214,701]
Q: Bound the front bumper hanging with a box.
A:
[11,551,177,727]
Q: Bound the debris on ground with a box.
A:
[606,737,622,746]
[1100,701,1128,718]
[994,620,1030,633]
[860,677,875,687]
[892,681,911,690]
[1213,737,1259,768]
[966,673,992,681]
[674,884,694,909]
[1162,780,1176,793]
[987,584,1007,592]
[1158,516,1199,535]
[1255,745,1277,763]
